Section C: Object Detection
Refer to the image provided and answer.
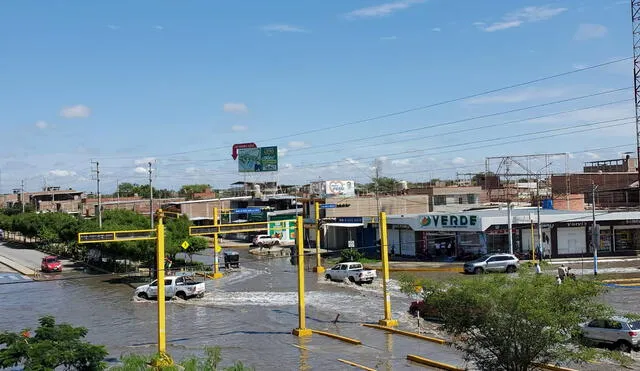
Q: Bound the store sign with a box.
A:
[418,214,478,229]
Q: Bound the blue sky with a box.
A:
[0,0,635,193]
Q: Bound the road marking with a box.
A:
[337,358,376,371]
[406,354,464,371]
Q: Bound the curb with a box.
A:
[0,254,36,276]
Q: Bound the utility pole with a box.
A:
[507,202,513,255]
[149,162,154,229]
[91,161,102,228]
[21,180,25,213]
[116,179,120,209]
[536,177,542,258]
[632,0,640,208]
[592,183,599,275]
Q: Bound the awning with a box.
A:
[323,223,364,228]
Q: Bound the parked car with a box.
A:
[252,234,280,247]
[223,250,240,268]
[463,253,519,274]
[581,316,640,352]
[41,256,62,273]
[324,262,377,284]
[134,275,206,300]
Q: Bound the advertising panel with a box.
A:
[310,180,356,197]
[237,146,278,173]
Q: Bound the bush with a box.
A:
[340,248,363,262]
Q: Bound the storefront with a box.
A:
[387,209,640,260]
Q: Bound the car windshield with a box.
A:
[629,321,640,330]
[46,258,58,263]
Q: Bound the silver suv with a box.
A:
[463,253,519,274]
[581,317,640,352]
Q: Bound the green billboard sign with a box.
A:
[237,146,278,173]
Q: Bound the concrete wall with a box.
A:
[325,195,430,217]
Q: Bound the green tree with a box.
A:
[111,346,254,371]
[0,315,108,371]
[364,177,400,194]
[399,273,631,371]
[164,215,208,261]
[178,184,211,200]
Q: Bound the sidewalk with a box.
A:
[0,254,36,276]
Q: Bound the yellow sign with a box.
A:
[78,229,156,244]
[181,241,190,250]
[215,244,222,253]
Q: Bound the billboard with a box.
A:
[237,146,278,173]
[310,180,356,197]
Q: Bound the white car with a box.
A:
[581,316,640,352]
[135,275,206,300]
[252,234,280,247]
[325,262,377,284]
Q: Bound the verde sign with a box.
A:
[237,146,278,173]
[418,214,478,229]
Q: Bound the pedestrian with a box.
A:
[557,264,566,281]
[535,262,541,274]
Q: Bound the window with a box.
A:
[433,195,446,206]
[588,319,605,328]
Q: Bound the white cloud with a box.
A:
[431,27,441,32]
[283,163,293,169]
[262,24,308,33]
[48,169,77,177]
[344,0,425,20]
[391,158,411,166]
[380,36,397,40]
[134,167,148,174]
[134,157,156,165]
[377,156,389,162]
[223,102,248,114]
[467,87,567,104]
[345,158,360,165]
[584,152,600,159]
[476,6,567,32]
[231,125,248,132]
[185,167,199,174]
[288,141,309,148]
[528,103,633,125]
[35,120,48,129]
[278,148,289,157]
[452,157,466,165]
[574,24,608,41]
[107,25,119,30]
[60,104,91,118]
[153,25,164,31]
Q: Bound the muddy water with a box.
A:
[0,250,461,370]
[2,248,639,370]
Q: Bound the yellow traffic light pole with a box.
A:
[313,202,324,273]
[293,216,312,337]
[155,210,170,359]
[212,208,223,279]
[378,211,398,327]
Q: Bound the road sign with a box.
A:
[320,204,336,209]
[181,241,190,250]
[237,146,278,173]
[78,229,156,244]
[336,217,364,224]
[215,244,222,253]
[234,207,262,214]
[232,142,257,160]
[348,240,355,248]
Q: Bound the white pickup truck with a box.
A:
[325,262,377,284]
[135,275,206,300]
[253,234,281,247]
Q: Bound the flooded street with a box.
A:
[0,248,461,370]
[1,246,640,370]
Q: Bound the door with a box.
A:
[148,280,158,297]
[400,230,416,256]
[557,227,586,255]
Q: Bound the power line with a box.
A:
[93,57,632,161]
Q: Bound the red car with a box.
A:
[41,256,62,272]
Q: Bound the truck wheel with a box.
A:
[615,340,632,353]
[348,276,356,283]
[325,274,332,281]
[176,292,187,300]
[137,292,149,300]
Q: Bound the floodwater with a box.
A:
[0,249,461,370]
[1,248,639,370]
